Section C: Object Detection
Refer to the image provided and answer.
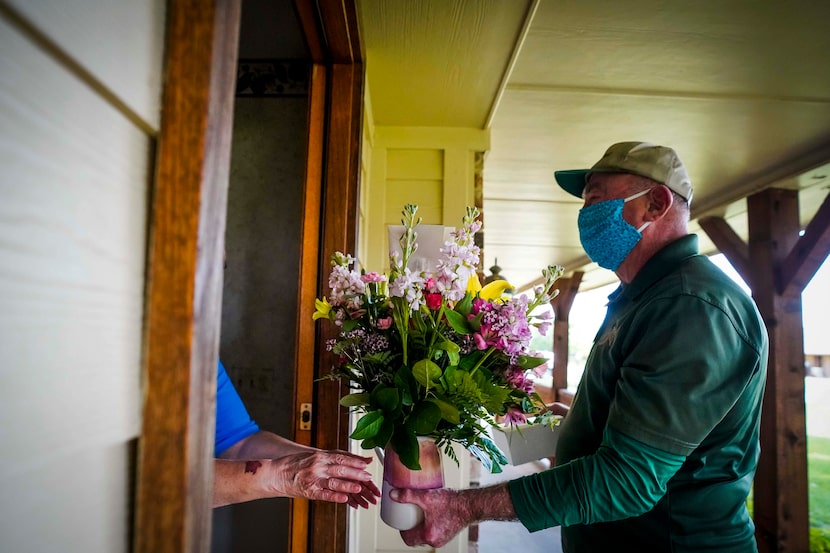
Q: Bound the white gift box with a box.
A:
[388,224,453,274]
[491,422,561,466]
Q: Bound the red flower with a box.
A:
[425,292,442,310]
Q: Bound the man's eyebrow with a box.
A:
[582,179,601,198]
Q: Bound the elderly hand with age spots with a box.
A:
[271,449,381,507]
[213,430,380,508]
[392,483,518,548]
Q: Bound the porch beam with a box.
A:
[550,271,583,403]
[698,215,752,287]
[747,188,810,553]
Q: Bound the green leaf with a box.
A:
[350,411,384,440]
[362,419,394,450]
[443,308,471,334]
[371,385,400,414]
[459,350,484,371]
[516,354,548,370]
[391,426,420,470]
[409,401,442,434]
[395,365,414,406]
[426,397,461,424]
[468,435,508,474]
[413,358,442,387]
[339,393,370,407]
[341,319,359,332]
[454,292,473,318]
[436,340,460,366]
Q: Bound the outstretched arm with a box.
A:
[394,427,685,548]
[214,430,380,508]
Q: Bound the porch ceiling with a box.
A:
[357,0,830,291]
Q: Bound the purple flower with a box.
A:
[504,406,527,425]
[473,333,487,350]
[472,295,534,360]
[434,207,482,302]
[328,253,365,309]
[504,365,534,393]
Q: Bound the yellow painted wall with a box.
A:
[359,126,489,273]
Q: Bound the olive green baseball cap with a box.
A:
[554,141,693,203]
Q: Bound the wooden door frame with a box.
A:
[136,0,363,550]
[292,2,364,552]
[135,1,242,552]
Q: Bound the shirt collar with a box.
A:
[610,234,700,304]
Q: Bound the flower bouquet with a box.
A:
[313,204,564,474]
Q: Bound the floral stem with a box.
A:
[469,347,495,376]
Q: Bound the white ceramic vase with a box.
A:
[379,437,444,531]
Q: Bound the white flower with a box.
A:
[328,258,365,308]
[389,268,425,311]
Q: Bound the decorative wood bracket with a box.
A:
[698,215,752,289]
[778,191,830,296]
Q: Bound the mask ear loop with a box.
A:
[624,187,654,234]
[622,187,653,203]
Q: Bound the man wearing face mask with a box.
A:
[390,142,769,553]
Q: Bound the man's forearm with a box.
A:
[463,482,517,522]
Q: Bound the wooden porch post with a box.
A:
[748,188,809,553]
[702,187,830,552]
[550,271,583,405]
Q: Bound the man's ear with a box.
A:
[646,185,674,221]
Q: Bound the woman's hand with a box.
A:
[270,450,380,507]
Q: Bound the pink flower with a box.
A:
[361,271,386,284]
[376,317,393,330]
[425,292,442,310]
[505,365,533,393]
[473,333,488,350]
[471,297,488,315]
[503,406,527,425]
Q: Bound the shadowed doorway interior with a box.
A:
[211,1,310,551]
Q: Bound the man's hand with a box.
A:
[271,450,380,508]
[393,488,470,548]
[545,402,570,416]
[392,483,517,548]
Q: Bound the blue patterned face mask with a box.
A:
[577,188,652,271]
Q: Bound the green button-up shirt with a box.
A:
[509,234,768,553]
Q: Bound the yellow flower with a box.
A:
[480,279,513,301]
[467,272,482,293]
[312,297,333,320]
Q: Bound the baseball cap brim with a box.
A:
[554,169,590,199]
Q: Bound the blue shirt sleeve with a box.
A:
[215,360,259,455]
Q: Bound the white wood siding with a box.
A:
[5,0,165,128]
[0,2,164,550]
